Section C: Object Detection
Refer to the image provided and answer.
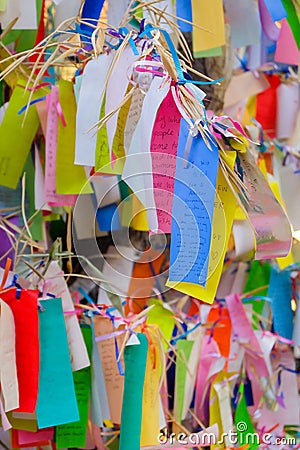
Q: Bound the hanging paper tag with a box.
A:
[56,325,93,449]
[105,46,139,156]
[150,89,182,233]
[94,317,124,424]
[268,267,293,340]
[0,287,39,413]
[226,294,269,377]
[36,298,79,428]
[33,261,90,371]
[0,81,39,189]
[56,80,93,195]
[0,299,19,412]
[75,54,113,166]
[237,151,292,259]
[90,324,110,426]
[119,333,148,450]
[234,382,259,450]
[174,339,194,424]
[169,119,219,285]
[44,86,77,206]
[191,0,225,53]
[166,151,237,303]
[223,0,261,48]
[140,326,161,447]
[122,77,171,231]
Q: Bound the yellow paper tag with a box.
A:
[270,180,294,269]
[191,0,225,53]
[131,195,149,231]
[0,80,39,189]
[258,157,268,179]
[166,153,237,303]
[56,79,93,195]
[140,326,161,447]
[242,95,257,126]
[234,205,247,220]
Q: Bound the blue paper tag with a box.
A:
[169,119,219,286]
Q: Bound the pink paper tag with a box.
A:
[150,89,181,233]
[18,428,54,445]
[226,294,270,377]
[194,335,222,422]
[44,87,77,207]
[275,19,299,66]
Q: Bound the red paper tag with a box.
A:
[0,287,39,413]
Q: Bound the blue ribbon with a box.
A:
[119,26,139,56]
[170,321,201,345]
[18,96,47,115]
[139,24,224,86]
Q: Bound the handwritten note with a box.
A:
[94,317,124,424]
[169,119,219,285]
[122,77,171,232]
[36,298,79,428]
[124,88,145,152]
[150,89,181,233]
[109,86,132,174]
[126,249,165,314]
[56,325,92,449]
[0,81,39,189]
[44,86,76,206]
[237,151,292,259]
[167,151,237,303]
[279,164,300,232]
